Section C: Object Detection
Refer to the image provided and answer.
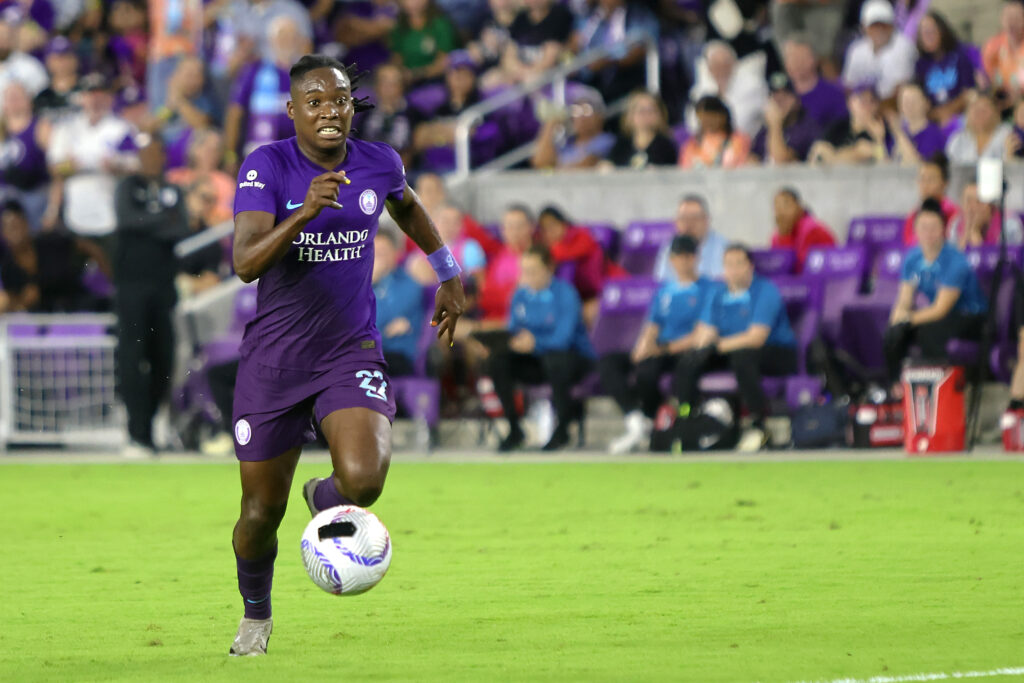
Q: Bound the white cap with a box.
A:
[860,0,895,26]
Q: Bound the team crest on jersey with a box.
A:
[359,189,378,215]
[234,419,252,446]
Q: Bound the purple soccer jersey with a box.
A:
[231,136,405,459]
[234,135,405,371]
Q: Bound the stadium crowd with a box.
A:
[1,0,1023,452]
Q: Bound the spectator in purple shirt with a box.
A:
[782,35,848,131]
[357,63,418,167]
[334,0,399,75]
[749,73,823,164]
[885,81,947,164]
[914,10,978,126]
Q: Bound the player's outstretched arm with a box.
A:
[233,172,347,282]
[386,183,466,345]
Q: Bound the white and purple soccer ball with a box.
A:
[301,506,392,596]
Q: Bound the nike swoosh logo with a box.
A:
[286,200,303,210]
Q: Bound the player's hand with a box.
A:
[298,171,349,222]
[384,317,411,338]
[432,276,466,346]
[509,330,535,354]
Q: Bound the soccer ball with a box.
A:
[300,506,392,595]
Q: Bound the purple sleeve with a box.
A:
[230,63,258,107]
[233,148,278,216]
[385,144,406,200]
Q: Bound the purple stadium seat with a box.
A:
[406,83,447,118]
[584,223,619,259]
[81,260,114,300]
[866,246,905,303]
[803,246,868,344]
[847,214,904,286]
[750,248,796,278]
[965,245,1024,294]
[947,270,1019,375]
[619,220,675,276]
[419,120,503,174]
[589,277,658,355]
[392,377,441,428]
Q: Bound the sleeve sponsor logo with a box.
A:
[238,168,266,190]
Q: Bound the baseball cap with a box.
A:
[446,50,476,72]
[568,84,606,116]
[670,234,699,255]
[860,0,895,26]
[46,36,74,57]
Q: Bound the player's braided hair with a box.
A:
[289,55,373,114]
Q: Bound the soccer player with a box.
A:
[228,55,466,656]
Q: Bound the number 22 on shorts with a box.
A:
[356,370,388,401]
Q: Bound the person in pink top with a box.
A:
[478,204,535,322]
[948,181,1024,249]
[771,187,836,272]
[902,153,959,245]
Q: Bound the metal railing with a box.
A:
[450,33,660,183]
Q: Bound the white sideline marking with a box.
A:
[785,666,1024,683]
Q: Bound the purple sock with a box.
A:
[236,544,277,620]
[313,476,352,511]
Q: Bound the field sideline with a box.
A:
[1,454,1023,682]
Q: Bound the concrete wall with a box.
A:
[933,0,1000,46]
[453,163,1024,245]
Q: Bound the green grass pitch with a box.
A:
[2,458,1023,682]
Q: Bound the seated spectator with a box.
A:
[679,95,750,169]
[604,90,677,169]
[389,0,459,86]
[842,0,917,101]
[885,82,947,164]
[810,85,892,164]
[902,153,959,246]
[676,244,798,452]
[45,73,138,250]
[412,171,501,259]
[106,0,148,90]
[531,85,615,170]
[686,40,768,138]
[493,0,573,86]
[949,181,1024,249]
[158,56,221,168]
[0,82,51,230]
[360,63,418,166]
[0,14,49,109]
[654,194,727,281]
[771,188,836,272]
[469,0,518,87]
[884,199,986,391]
[334,0,399,75]
[222,0,313,65]
[945,90,1012,165]
[0,199,104,313]
[33,36,80,121]
[478,204,535,323]
[982,0,1024,104]
[749,73,824,164]
[599,235,715,454]
[406,204,487,287]
[373,229,425,377]
[1008,99,1024,159]
[225,16,305,161]
[538,205,620,319]
[915,10,978,125]
[487,244,594,452]
[412,50,482,155]
[781,36,848,131]
[770,0,845,79]
[572,0,659,103]
[167,128,236,227]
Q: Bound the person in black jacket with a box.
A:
[113,135,192,454]
[604,90,678,169]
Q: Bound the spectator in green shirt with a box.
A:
[389,0,460,86]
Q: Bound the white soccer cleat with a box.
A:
[737,427,768,453]
[229,617,272,656]
[608,411,649,454]
[302,477,324,517]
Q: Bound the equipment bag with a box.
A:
[791,403,847,449]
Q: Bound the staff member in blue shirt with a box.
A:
[679,243,798,451]
[884,198,987,389]
[373,229,424,377]
[488,244,595,452]
[599,235,716,454]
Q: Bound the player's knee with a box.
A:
[239,496,287,536]
[333,464,385,507]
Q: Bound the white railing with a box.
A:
[450,33,660,183]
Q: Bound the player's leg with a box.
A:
[538,350,589,451]
[600,351,645,453]
[882,322,914,392]
[488,351,545,451]
[230,447,302,656]
[311,407,392,510]
[1011,329,1024,410]
[115,286,154,448]
[671,346,715,418]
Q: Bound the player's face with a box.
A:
[501,210,534,250]
[520,254,551,292]
[288,67,354,154]
[917,163,945,200]
[723,250,753,291]
[670,252,696,281]
[675,201,707,240]
[773,193,800,233]
[538,215,566,245]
